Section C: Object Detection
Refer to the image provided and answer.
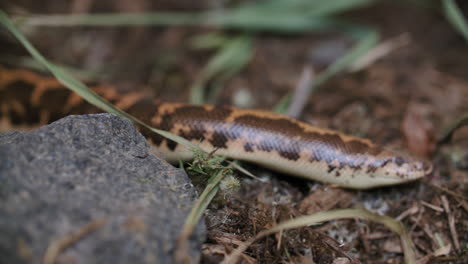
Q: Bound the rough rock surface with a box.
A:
[0,114,205,264]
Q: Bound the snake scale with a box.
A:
[0,66,433,189]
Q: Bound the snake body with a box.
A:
[0,66,432,189]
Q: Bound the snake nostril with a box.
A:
[413,161,433,175]
[423,161,433,174]
[415,162,423,170]
[394,156,405,166]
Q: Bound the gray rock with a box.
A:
[0,114,205,264]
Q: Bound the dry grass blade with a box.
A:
[222,209,416,264]
[440,195,460,251]
[286,66,315,118]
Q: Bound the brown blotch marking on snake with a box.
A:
[278,146,301,160]
[166,140,178,151]
[155,105,233,150]
[38,88,75,123]
[366,158,392,174]
[306,132,389,171]
[126,98,159,123]
[65,85,128,119]
[3,80,40,124]
[244,142,254,152]
[180,127,206,142]
[67,100,102,116]
[211,131,229,149]
[125,98,162,146]
[65,91,105,121]
[232,115,302,160]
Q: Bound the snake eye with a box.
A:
[394,156,405,166]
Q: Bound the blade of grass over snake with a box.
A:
[443,0,468,43]
[222,208,416,264]
[274,29,378,114]
[0,55,99,80]
[1,10,258,185]
[0,10,199,151]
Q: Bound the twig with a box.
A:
[440,195,460,251]
[431,184,466,199]
[420,201,444,213]
[421,224,438,251]
[431,184,468,213]
[396,203,419,221]
[409,206,424,234]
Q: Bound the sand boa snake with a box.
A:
[0,66,432,189]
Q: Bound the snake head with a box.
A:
[370,150,433,188]
[391,155,432,178]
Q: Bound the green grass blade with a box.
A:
[315,29,378,84]
[274,28,378,113]
[17,12,206,26]
[182,170,225,232]
[16,12,335,33]
[16,0,376,33]
[190,35,253,104]
[190,32,230,50]
[443,0,468,43]
[175,167,228,262]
